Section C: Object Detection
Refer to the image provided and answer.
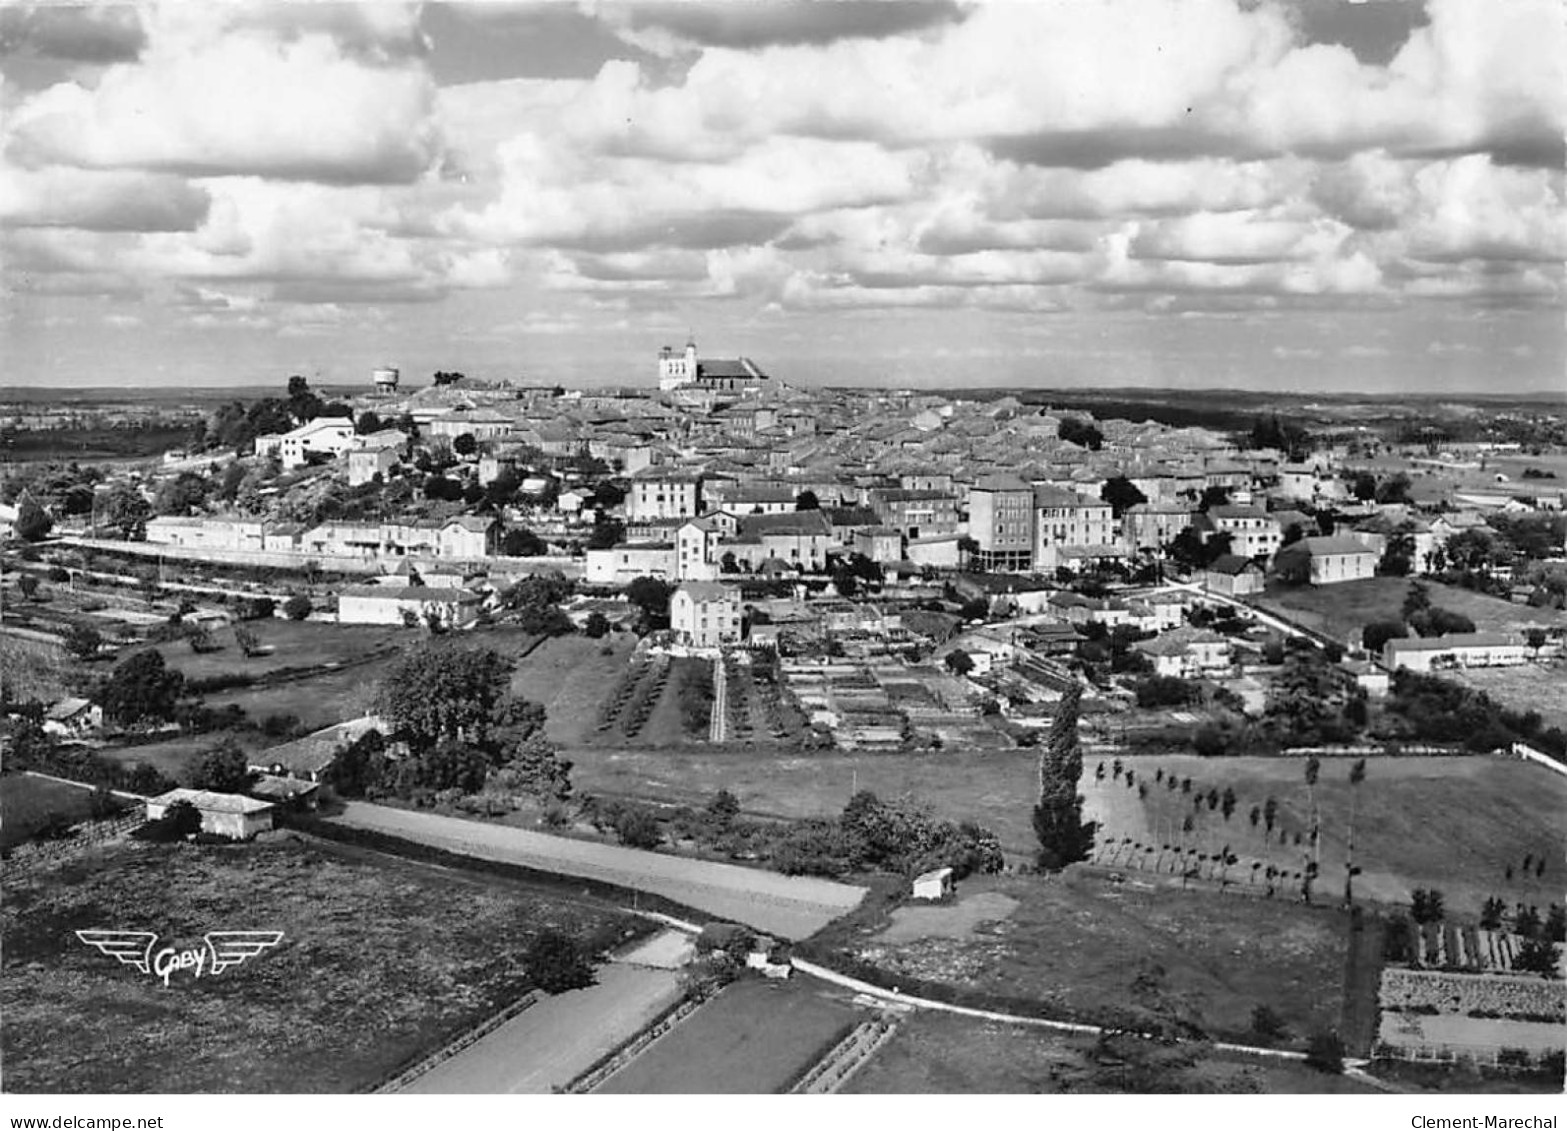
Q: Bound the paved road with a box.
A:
[333,802,867,939]
[401,964,681,1094]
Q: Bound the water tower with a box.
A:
[372,366,399,394]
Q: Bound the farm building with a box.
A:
[912,867,955,901]
[145,788,275,840]
[1201,553,1265,597]
[1383,633,1527,674]
[42,697,103,738]
[1274,535,1379,585]
[337,585,481,628]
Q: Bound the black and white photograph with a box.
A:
[0,0,1563,1119]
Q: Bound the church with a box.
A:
[657,338,770,395]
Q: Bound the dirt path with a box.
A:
[331,802,867,938]
[400,964,682,1094]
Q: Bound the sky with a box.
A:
[0,0,1563,394]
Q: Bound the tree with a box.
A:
[1304,754,1321,869]
[189,744,252,793]
[16,498,52,542]
[1344,757,1366,906]
[1402,581,1432,621]
[625,576,674,630]
[501,528,547,557]
[432,370,466,386]
[1514,936,1562,977]
[499,733,573,802]
[1480,896,1506,931]
[1198,485,1231,512]
[64,623,102,660]
[1262,796,1278,841]
[944,649,975,676]
[1250,1005,1287,1042]
[525,930,596,994]
[584,611,611,639]
[1100,477,1148,518]
[1304,1031,1345,1074]
[453,432,478,457]
[161,798,203,838]
[17,574,39,600]
[1220,786,1237,820]
[1411,887,1445,924]
[100,483,152,540]
[1362,620,1408,656]
[795,489,820,511]
[1058,417,1103,451]
[374,643,529,755]
[283,594,313,621]
[100,650,185,725]
[615,806,663,849]
[1033,685,1096,870]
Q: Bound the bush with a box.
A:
[282,594,313,621]
[615,807,663,850]
[525,930,596,995]
[1250,1004,1288,1041]
[1304,1030,1344,1074]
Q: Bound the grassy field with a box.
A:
[1256,577,1566,643]
[507,632,640,746]
[0,632,75,703]
[126,620,404,683]
[0,837,643,1093]
[833,871,1352,1048]
[94,732,273,781]
[1449,662,1567,732]
[844,1011,1381,1094]
[0,775,126,849]
[595,977,862,1093]
[571,745,1043,854]
[203,657,401,731]
[1083,754,1567,916]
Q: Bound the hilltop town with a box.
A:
[3,349,1565,1096]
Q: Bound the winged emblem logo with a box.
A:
[76,930,285,986]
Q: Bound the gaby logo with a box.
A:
[76,930,285,987]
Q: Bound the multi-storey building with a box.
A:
[966,473,1034,572]
[1206,504,1283,560]
[670,581,743,648]
[1033,485,1116,572]
[627,469,702,521]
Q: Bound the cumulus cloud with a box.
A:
[0,4,146,63]
[596,0,967,53]
[6,12,441,184]
[0,166,210,232]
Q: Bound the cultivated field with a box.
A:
[595,977,862,1093]
[506,632,640,746]
[1256,578,1566,643]
[94,732,272,781]
[0,838,642,1093]
[0,632,75,702]
[833,871,1352,1048]
[571,745,1043,856]
[1083,754,1567,915]
[1449,662,1567,733]
[844,1011,1381,1094]
[126,620,403,683]
[0,774,126,849]
[202,657,400,731]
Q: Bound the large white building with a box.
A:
[670,581,742,649]
[255,417,356,470]
[967,473,1034,572]
[627,469,703,521]
[1207,504,1283,560]
[1383,632,1526,674]
[1033,485,1116,572]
